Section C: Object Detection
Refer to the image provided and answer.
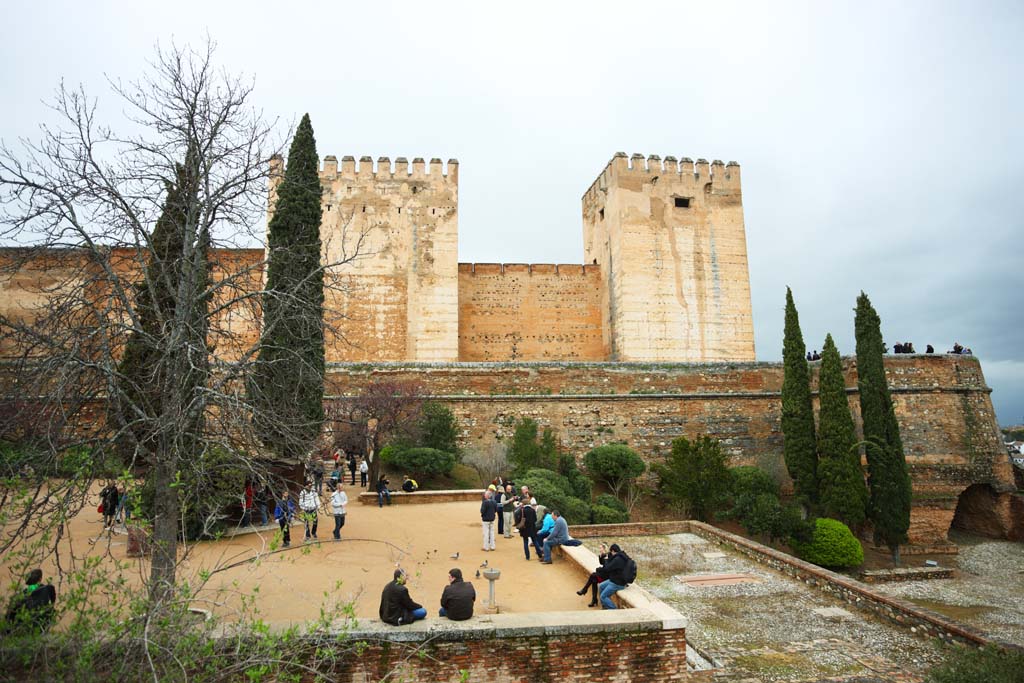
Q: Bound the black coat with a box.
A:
[440,579,476,621]
[597,551,630,585]
[379,580,423,626]
[518,505,538,538]
[480,497,498,522]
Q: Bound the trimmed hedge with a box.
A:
[793,517,864,568]
[592,505,629,524]
[381,447,456,477]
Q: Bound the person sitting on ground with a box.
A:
[596,543,633,609]
[3,568,56,634]
[376,474,391,507]
[379,568,426,626]
[439,567,475,620]
[541,510,569,564]
[329,462,342,488]
[576,542,609,607]
[401,475,418,493]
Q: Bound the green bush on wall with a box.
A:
[592,505,629,524]
[793,517,864,568]
[594,493,627,514]
[381,446,456,477]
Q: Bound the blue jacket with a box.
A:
[538,513,554,535]
[274,499,296,522]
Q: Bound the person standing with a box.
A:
[359,458,369,488]
[240,481,254,527]
[480,489,498,551]
[99,480,119,530]
[541,510,569,564]
[274,489,296,548]
[379,568,426,626]
[347,453,357,485]
[517,499,542,560]
[299,481,321,541]
[439,568,475,620]
[330,482,348,540]
[255,484,271,526]
[500,484,516,538]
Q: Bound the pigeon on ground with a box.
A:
[449,551,459,560]
[475,569,481,578]
[480,560,488,568]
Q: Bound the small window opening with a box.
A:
[397,207,401,214]
[674,197,691,208]
[599,208,605,220]
[362,206,366,213]
[412,186,418,194]
[431,208,435,215]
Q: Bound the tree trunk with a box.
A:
[149,450,180,604]
[890,543,901,567]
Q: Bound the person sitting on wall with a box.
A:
[806,351,813,361]
[376,475,391,507]
[401,475,418,493]
[536,507,554,547]
[595,543,633,609]
[540,510,569,564]
[926,344,934,354]
[379,568,426,626]
[439,567,475,620]
[3,568,56,634]
[576,542,609,607]
[894,343,904,354]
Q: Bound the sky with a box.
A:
[2,1,1022,426]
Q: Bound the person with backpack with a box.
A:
[595,543,636,609]
[516,499,543,560]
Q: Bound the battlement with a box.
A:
[458,263,598,276]
[318,155,458,182]
[582,151,740,202]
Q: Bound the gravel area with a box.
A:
[872,534,1024,646]
[598,533,949,682]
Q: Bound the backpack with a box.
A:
[622,557,638,585]
[513,506,525,529]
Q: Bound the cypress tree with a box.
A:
[781,287,818,507]
[854,292,911,564]
[250,114,325,460]
[816,333,867,528]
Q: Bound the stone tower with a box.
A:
[581,153,755,362]
[270,154,460,362]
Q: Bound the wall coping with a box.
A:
[357,489,484,505]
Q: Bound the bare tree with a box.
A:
[0,41,365,607]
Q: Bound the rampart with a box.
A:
[458,263,606,361]
[325,355,1016,547]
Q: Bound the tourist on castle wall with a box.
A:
[577,542,609,607]
[541,510,569,564]
[500,484,516,538]
[359,458,368,487]
[439,567,475,620]
[274,490,296,548]
[379,568,426,626]
[596,544,633,609]
[480,489,498,551]
[299,482,320,541]
[330,482,348,540]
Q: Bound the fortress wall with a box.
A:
[326,355,1013,546]
[582,154,755,362]
[457,263,607,361]
[285,155,460,362]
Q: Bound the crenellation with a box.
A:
[358,155,374,178]
[376,156,391,176]
[340,155,356,176]
[322,155,338,178]
[647,154,662,173]
[629,152,646,171]
[412,157,426,178]
[394,157,409,175]
[663,156,678,173]
[695,158,710,179]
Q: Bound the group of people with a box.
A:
[379,566,476,625]
[97,480,133,530]
[949,342,973,355]
[271,478,349,548]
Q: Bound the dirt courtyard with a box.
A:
[4,481,595,624]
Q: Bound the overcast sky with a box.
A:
[2,1,1022,426]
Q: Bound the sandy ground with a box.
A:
[3,479,594,624]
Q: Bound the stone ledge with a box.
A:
[357,489,484,505]
[860,567,955,583]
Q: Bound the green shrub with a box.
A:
[595,493,627,514]
[583,444,645,499]
[926,645,1024,683]
[507,418,558,475]
[381,447,456,477]
[418,402,461,459]
[518,468,591,525]
[558,453,593,501]
[793,518,864,568]
[652,436,731,521]
[727,466,781,523]
[592,504,629,524]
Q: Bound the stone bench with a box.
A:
[357,489,485,505]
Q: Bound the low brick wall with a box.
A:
[860,567,955,583]
[357,489,485,505]
[322,609,695,682]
